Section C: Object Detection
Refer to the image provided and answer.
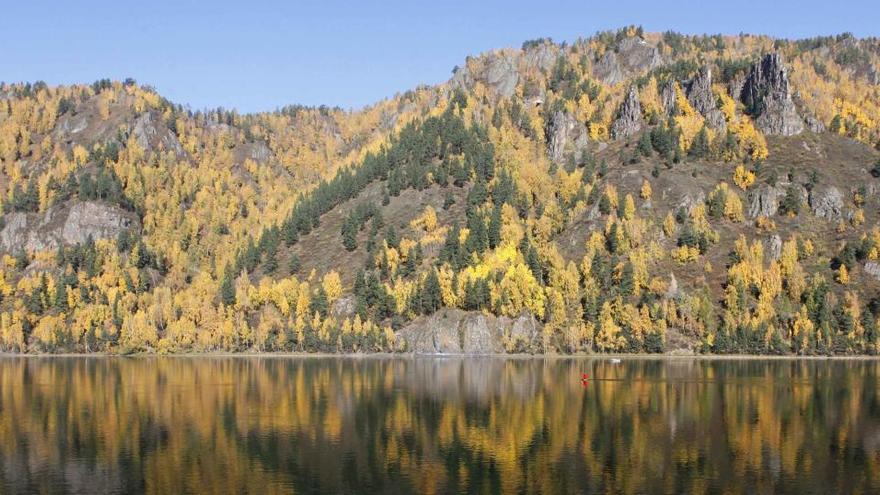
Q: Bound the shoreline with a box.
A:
[0,352,878,360]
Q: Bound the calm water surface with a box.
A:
[0,356,878,494]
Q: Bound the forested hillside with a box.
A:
[1,27,880,354]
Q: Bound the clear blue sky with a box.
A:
[2,0,877,113]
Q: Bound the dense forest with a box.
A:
[1,27,880,354]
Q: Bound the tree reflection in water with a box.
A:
[0,357,877,494]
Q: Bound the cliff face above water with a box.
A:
[397,308,542,354]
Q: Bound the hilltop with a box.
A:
[0,27,879,355]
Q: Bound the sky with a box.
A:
[2,0,878,113]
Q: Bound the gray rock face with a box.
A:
[0,201,136,253]
[594,37,663,85]
[54,113,88,136]
[485,53,519,99]
[249,141,271,162]
[809,185,844,220]
[396,309,469,354]
[865,262,880,281]
[397,308,539,354]
[767,235,783,261]
[747,184,782,218]
[665,273,680,299]
[450,64,473,92]
[677,190,706,214]
[593,51,625,86]
[522,41,558,72]
[740,53,804,136]
[727,74,747,102]
[661,80,677,117]
[459,313,502,354]
[451,52,521,100]
[331,295,356,319]
[132,112,185,156]
[508,313,540,348]
[547,111,589,163]
[867,66,880,85]
[686,66,727,130]
[62,202,133,245]
[611,86,643,140]
[805,115,826,133]
[686,66,715,115]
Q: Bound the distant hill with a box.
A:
[0,26,879,355]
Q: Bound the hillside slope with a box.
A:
[1,27,880,354]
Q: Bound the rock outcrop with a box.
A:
[805,115,826,133]
[747,184,782,218]
[331,295,356,319]
[686,66,727,129]
[677,190,706,214]
[547,111,589,163]
[593,51,625,86]
[740,53,804,135]
[767,235,783,260]
[865,262,880,281]
[451,52,520,100]
[522,41,558,72]
[54,113,88,136]
[0,201,136,253]
[132,112,185,156]
[450,64,473,92]
[611,86,643,139]
[594,37,663,85]
[661,80,677,117]
[809,185,844,220]
[485,53,519,99]
[397,308,541,354]
[665,273,680,299]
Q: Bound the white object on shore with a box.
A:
[610,358,622,364]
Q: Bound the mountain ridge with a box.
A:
[0,26,879,355]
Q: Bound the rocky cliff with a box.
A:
[593,37,663,85]
[397,308,541,354]
[0,201,137,253]
[687,66,727,130]
[740,53,804,136]
[547,111,589,163]
[611,86,643,139]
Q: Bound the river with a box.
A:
[0,356,877,493]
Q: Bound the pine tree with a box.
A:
[637,131,653,157]
[264,245,279,274]
[342,217,358,251]
[688,126,710,159]
[220,265,236,306]
[467,179,488,208]
[421,270,442,314]
[829,114,842,134]
[779,185,801,216]
[441,223,462,269]
[54,280,68,310]
[385,226,398,250]
[311,286,329,317]
[283,221,298,246]
[488,205,502,249]
[443,191,455,210]
[465,213,488,255]
[244,237,259,272]
[288,255,301,274]
[620,261,635,296]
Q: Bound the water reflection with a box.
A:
[0,357,878,494]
